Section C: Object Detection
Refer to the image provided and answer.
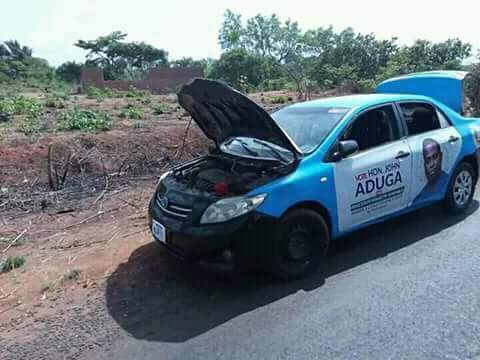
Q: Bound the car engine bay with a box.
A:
[165,154,295,198]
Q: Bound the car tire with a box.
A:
[268,209,329,281]
[444,162,476,215]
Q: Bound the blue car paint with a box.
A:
[247,72,480,241]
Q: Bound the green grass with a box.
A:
[120,103,144,119]
[57,108,112,131]
[1,256,26,273]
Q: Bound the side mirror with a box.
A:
[331,140,359,161]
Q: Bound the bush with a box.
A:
[120,104,144,119]
[269,95,289,104]
[152,102,178,115]
[125,86,147,98]
[1,256,26,273]
[0,95,43,117]
[83,86,121,100]
[62,269,81,282]
[259,78,288,91]
[16,114,44,136]
[58,108,112,131]
[44,93,67,108]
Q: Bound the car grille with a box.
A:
[156,194,193,219]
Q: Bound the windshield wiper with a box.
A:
[253,139,290,163]
[229,138,259,157]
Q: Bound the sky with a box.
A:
[2,0,479,66]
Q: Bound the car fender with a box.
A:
[248,157,341,237]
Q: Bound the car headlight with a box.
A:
[200,194,267,224]
[157,171,171,184]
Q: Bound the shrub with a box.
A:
[58,108,112,131]
[62,269,81,282]
[152,102,178,115]
[16,114,43,136]
[83,86,121,100]
[44,92,67,108]
[120,104,144,119]
[259,78,288,91]
[1,256,26,273]
[125,86,147,98]
[0,95,43,117]
[269,95,289,104]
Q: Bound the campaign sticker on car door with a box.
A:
[152,220,166,244]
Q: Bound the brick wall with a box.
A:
[80,67,204,94]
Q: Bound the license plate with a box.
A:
[152,220,166,244]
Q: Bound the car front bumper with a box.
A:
[148,197,275,261]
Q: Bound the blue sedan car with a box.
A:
[149,71,480,280]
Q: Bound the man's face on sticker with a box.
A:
[423,139,442,185]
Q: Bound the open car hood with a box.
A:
[178,78,301,155]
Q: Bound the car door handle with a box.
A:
[395,151,410,159]
[449,136,460,143]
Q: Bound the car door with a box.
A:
[333,104,412,233]
[397,102,462,206]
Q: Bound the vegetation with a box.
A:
[269,95,291,104]
[56,61,83,83]
[75,31,169,80]
[120,103,144,119]
[44,92,67,108]
[62,269,81,283]
[465,63,480,116]
[212,10,473,96]
[57,108,112,131]
[152,102,178,115]
[1,256,26,273]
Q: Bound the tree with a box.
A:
[75,32,168,79]
[0,40,54,85]
[465,62,480,116]
[378,38,471,81]
[218,10,244,50]
[56,61,83,83]
[1,40,33,60]
[218,11,303,64]
[209,49,267,91]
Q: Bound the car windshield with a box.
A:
[272,106,350,153]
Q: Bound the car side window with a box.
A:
[399,102,448,136]
[341,105,400,152]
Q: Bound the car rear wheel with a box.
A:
[268,209,329,281]
[444,162,476,214]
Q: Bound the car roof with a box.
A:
[287,93,432,111]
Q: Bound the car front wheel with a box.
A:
[268,209,329,281]
[444,162,476,214]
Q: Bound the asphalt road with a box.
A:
[79,194,480,359]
